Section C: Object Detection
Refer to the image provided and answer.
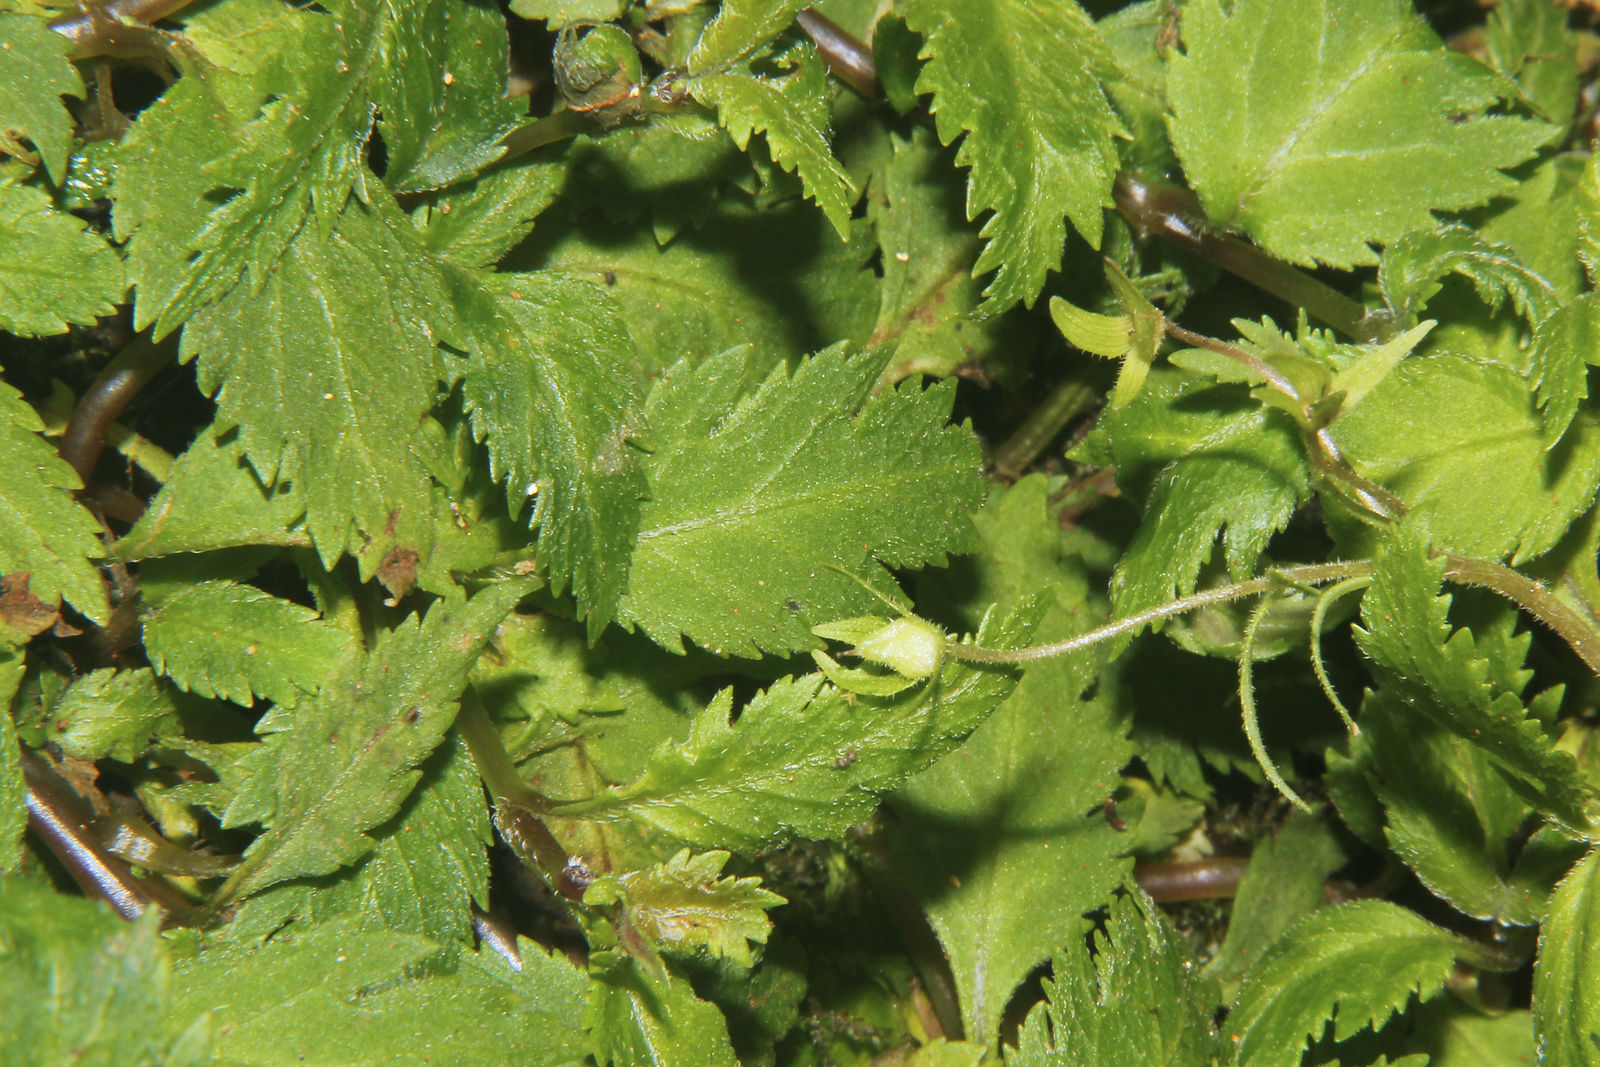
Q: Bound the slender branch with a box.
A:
[58,334,177,487]
[1112,173,1390,342]
[1442,555,1600,678]
[991,378,1097,481]
[1239,594,1313,812]
[1134,856,1250,902]
[49,0,194,59]
[949,562,1368,665]
[1164,320,1303,403]
[797,9,879,97]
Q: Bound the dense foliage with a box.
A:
[3,0,1600,1063]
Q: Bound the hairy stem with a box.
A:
[949,562,1367,665]
[1239,594,1313,811]
[1442,555,1600,678]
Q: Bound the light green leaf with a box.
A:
[1050,261,1164,408]
[141,580,355,708]
[620,344,984,658]
[1484,0,1578,131]
[593,848,784,967]
[0,13,83,184]
[170,919,588,1066]
[1202,813,1347,989]
[1167,0,1549,269]
[552,601,1038,851]
[49,667,185,763]
[118,428,309,559]
[1404,999,1534,1067]
[1378,224,1557,329]
[900,0,1123,310]
[0,380,108,624]
[457,273,645,633]
[1533,848,1600,1066]
[1354,526,1592,834]
[887,478,1133,1047]
[179,200,457,581]
[510,0,622,21]
[1579,150,1600,288]
[0,649,24,871]
[1330,353,1600,563]
[688,0,811,75]
[1010,893,1220,1066]
[1225,901,1469,1066]
[0,181,124,337]
[1529,292,1600,447]
[588,957,739,1067]
[1096,376,1309,620]
[690,43,856,237]
[0,878,194,1065]
[221,579,532,900]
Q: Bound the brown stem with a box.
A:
[1113,173,1390,342]
[797,9,879,97]
[58,334,177,488]
[1134,856,1249,902]
[21,747,195,924]
[49,0,195,59]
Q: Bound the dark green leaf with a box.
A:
[687,0,811,75]
[588,957,739,1067]
[1534,848,1600,1065]
[551,600,1038,851]
[900,0,1123,310]
[0,13,83,183]
[0,181,124,337]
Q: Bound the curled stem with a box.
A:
[1309,576,1371,735]
[1239,595,1314,811]
[58,334,177,487]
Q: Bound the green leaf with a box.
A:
[551,600,1038,851]
[1049,261,1164,408]
[456,273,645,633]
[1329,353,1600,563]
[414,158,565,269]
[237,733,492,947]
[1167,0,1549,269]
[118,428,309,559]
[1484,0,1578,132]
[1403,999,1535,1067]
[141,580,355,708]
[510,0,622,21]
[588,957,739,1067]
[221,579,532,900]
[1202,813,1347,989]
[170,919,589,1066]
[690,43,856,237]
[1533,848,1600,1065]
[0,13,83,184]
[900,0,1123,309]
[0,380,108,623]
[1354,526,1593,833]
[1010,892,1220,1066]
[1378,224,1557,329]
[523,197,878,381]
[0,878,193,1065]
[887,478,1133,1047]
[619,344,984,658]
[866,126,1030,382]
[48,667,186,763]
[0,648,25,871]
[0,181,124,337]
[178,200,459,581]
[1579,150,1600,288]
[592,848,785,967]
[1529,292,1600,447]
[1098,377,1309,619]
[687,0,811,75]
[1225,901,1468,1066]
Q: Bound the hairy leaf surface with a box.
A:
[1168,0,1548,268]
[0,181,124,337]
[900,0,1123,310]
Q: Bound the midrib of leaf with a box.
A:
[637,463,970,542]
